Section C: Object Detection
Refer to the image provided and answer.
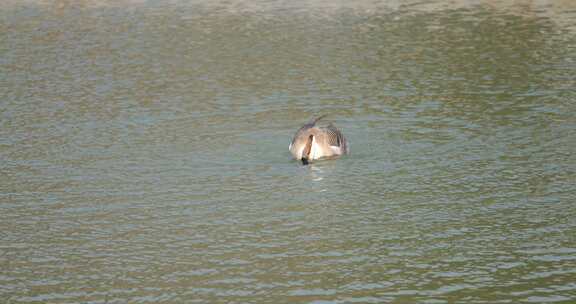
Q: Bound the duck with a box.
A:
[289,115,349,165]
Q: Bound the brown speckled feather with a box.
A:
[322,124,345,147]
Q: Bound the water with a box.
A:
[1,0,576,303]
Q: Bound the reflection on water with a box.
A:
[1,0,575,303]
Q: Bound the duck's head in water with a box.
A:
[300,134,314,165]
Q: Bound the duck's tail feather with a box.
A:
[307,115,327,126]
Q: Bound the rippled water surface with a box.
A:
[2,0,576,303]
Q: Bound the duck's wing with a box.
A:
[323,124,347,152]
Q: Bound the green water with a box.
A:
[1,1,575,303]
